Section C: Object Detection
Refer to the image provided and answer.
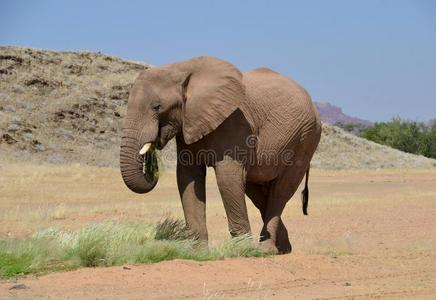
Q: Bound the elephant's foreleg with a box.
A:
[215,159,251,237]
[177,163,208,241]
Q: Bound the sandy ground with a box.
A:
[0,164,436,299]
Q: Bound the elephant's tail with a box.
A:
[301,167,310,215]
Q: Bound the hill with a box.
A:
[314,101,372,127]
[1,46,435,169]
[312,124,435,169]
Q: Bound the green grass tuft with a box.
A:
[0,217,269,278]
[0,252,32,277]
[76,233,107,267]
[155,217,190,241]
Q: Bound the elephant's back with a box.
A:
[242,68,321,182]
[242,68,318,133]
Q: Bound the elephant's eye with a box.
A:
[151,102,161,112]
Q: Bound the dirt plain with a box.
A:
[0,165,435,299]
[1,46,436,299]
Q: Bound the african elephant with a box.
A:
[120,56,321,254]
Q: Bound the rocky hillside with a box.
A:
[312,124,435,169]
[1,46,435,169]
[0,46,147,167]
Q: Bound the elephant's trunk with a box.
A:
[120,128,159,194]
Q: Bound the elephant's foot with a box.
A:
[275,237,292,254]
[259,238,291,254]
[184,222,208,241]
[259,220,292,254]
[192,238,209,250]
[259,239,279,254]
[276,222,292,254]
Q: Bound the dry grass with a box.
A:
[0,162,435,299]
[1,163,435,252]
[0,220,266,278]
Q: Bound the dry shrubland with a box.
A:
[1,46,435,169]
[0,46,147,167]
[312,123,436,169]
[1,46,436,286]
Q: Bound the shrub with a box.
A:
[360,118,436,159]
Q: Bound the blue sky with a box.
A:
[1,0,435,122]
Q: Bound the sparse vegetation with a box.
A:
[1,46,436,297]
[360,118,436,159]
[306,234,354,257]
[0,46,181,169]
[1,46,435,170]
[312,123,436,169]
[0,219,267,278]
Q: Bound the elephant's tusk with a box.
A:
[139,143,152,155]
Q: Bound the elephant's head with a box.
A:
[120,56,246,193]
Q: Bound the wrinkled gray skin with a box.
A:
[120,57,321,253]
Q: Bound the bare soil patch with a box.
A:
[1,165,435,299]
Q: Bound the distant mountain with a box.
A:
[314,101,372,127]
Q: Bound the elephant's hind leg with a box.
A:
[246,182,292,254]
[245,182,267,219]
[260,147,310,253]
[260,179,299,254]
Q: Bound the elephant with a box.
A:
[120,56,321,254]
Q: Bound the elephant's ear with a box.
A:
[178,57,245,144]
